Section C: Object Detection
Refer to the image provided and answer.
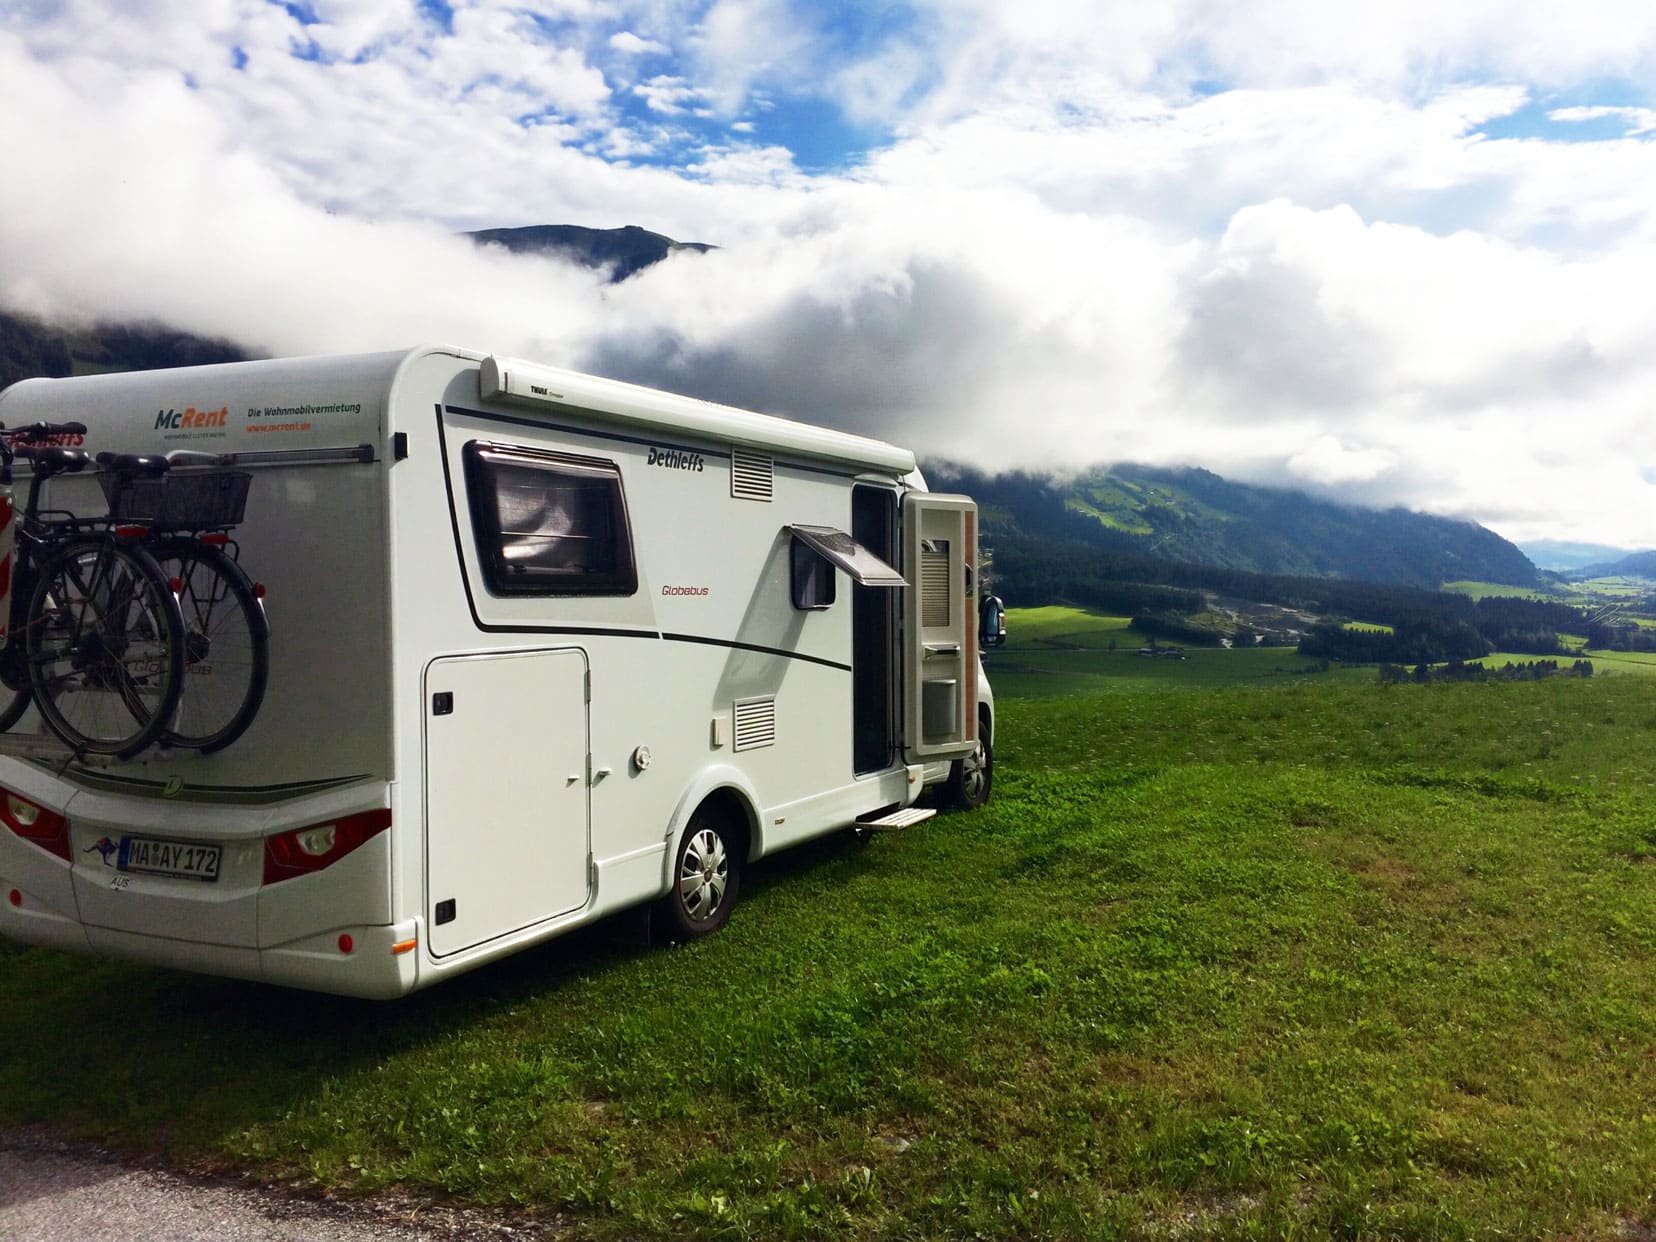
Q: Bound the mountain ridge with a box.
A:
[467,223,713,282]
[932,462,1537,590]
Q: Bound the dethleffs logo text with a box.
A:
[647,445,704,472]
[154,406,228,430]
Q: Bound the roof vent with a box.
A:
[733,697,777,751]
[731,449,774,501]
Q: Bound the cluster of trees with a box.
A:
[1297,595,1590,665]
[1,310,245,392]
[1584,622,1656,652]
[931,463,1540,590]
[988,535,1460,621]
[989,539,1205,616]
[1299,617,1493,665]
[987,535,1594,667]
[1473,597,1585,654]
[1130,611,1224,647]
[1378,658,1594,684]
[0,311,73,391]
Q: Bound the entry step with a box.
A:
[857,806,936,832]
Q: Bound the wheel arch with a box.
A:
[658,765,761,895]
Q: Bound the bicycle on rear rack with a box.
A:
[0,423,186,758]
[95,450,270,754]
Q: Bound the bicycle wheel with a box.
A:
[148,537,269,753]
[25,539,184,758]
[0,686,27,734]
[0,574,36,733]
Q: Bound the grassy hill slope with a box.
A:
[939,462,1538,590]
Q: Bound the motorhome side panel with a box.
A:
[384,353,914,984]
[0,354,403,995]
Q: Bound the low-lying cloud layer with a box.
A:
[3,3,1656,547]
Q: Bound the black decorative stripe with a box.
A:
[662,632,852,672]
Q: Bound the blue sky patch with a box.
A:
[749,96,889,172]
[272,0,318,25]
[416,0,454,36]
[1476,81,1652,142]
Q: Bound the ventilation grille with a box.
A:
[731,449,774,501]
[920,543,952,628]
[733,697,777,751]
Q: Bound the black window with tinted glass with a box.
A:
[464,442,637,596]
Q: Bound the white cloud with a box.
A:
[633,73,713,116]
[1287,435,1398,487]
[4,4,1656,548]
[690,0,817,115]
[1550,104,1656,135]
[610,30,669,56]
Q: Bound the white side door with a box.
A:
[901,493,978,764]
[425,647,590,956]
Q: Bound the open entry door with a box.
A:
[901,493,978,764]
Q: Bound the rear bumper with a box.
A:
[1,897,423,1000]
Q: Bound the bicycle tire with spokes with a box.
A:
[148,536,270,753]
[26,539,185,757]
[0,581,36,734]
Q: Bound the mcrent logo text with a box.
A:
[155,406,228,430]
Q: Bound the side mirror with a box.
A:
[979,594,1006,648]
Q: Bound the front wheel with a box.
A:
[659,807,743,942]
[945,728,993,811]
[26,540,185,758]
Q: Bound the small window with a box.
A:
[792,538,837,610]
[464,442,637,596]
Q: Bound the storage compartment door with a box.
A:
[425,648,590,956]
[901,493,978,764]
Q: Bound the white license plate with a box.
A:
[117,835,222,882]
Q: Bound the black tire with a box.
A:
[659,805,743,942]
[0,687,28,734]
[148,537,270,753]
[0,599,35,733]
[26,539,184,758]
[945,725,993,811]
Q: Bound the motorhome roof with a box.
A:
[0,346,920,477]
[477,354,916,475]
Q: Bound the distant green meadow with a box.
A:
[5,607,1656,1238]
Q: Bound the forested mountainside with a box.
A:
[936,462,1538,590]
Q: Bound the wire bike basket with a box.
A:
[99,470,252,530]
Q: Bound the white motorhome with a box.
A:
[0,346,996,998]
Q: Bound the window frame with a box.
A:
[463,440,638,598]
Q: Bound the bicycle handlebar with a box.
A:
[0,421,87,443]
[164,449,233,468]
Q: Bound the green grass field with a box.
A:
[1440,580,1559,601]
[990,605,1366,698]
[6,609,1656,1238]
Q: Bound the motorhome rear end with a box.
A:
[0,346,994,998]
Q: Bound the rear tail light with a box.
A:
[0,788,70,861]
[263,810,391,885]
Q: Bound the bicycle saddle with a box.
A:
[23,446,91,476]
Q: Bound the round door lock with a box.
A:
[632,745,652,772]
